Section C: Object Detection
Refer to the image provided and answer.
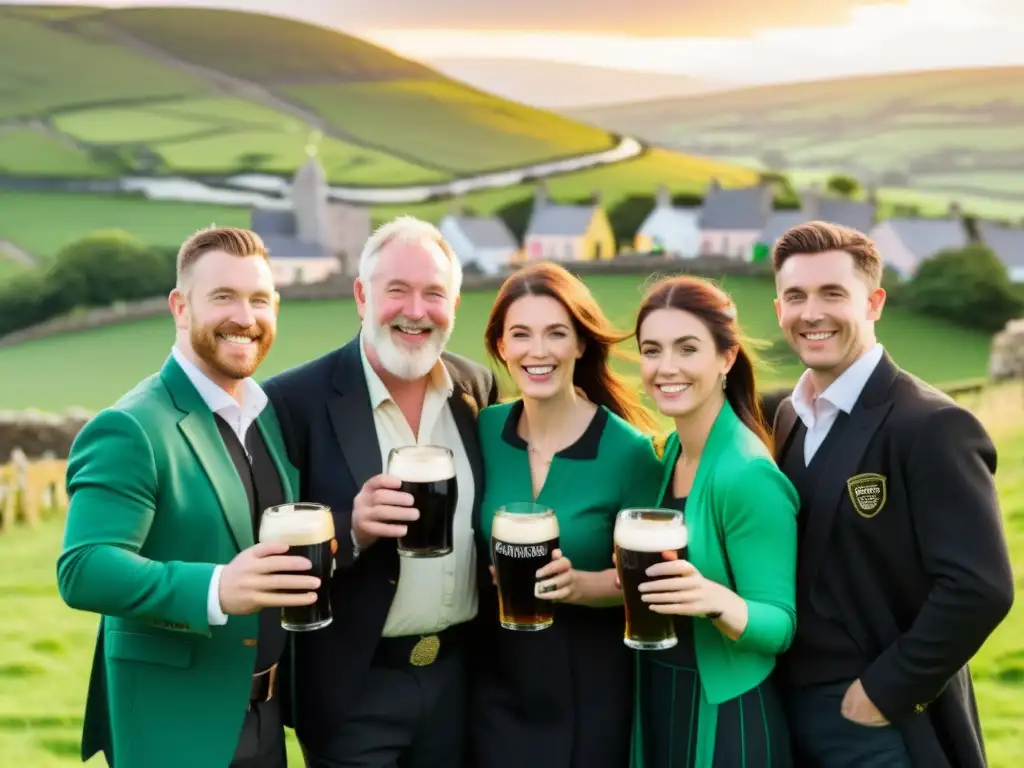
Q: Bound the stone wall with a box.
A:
[0,409,93,461]
[0,254,771,349]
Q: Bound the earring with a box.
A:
[722,374,728,390]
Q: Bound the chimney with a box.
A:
[533,181,548,211]
[655,184,672,208]
[591,189,604,208]
[947,200,963,220]
[802,182,822,219]
[707,177,721,193]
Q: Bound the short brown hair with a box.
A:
[771,221,882,288]
[176,226,269,285]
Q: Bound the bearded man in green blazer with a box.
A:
[57,227,322,768]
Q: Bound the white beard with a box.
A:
[361,291,454,381]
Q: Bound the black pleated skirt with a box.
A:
[638,652,793,768]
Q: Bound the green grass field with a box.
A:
[0,273,991,411]
[0,5,624,183]
[2,382,1021,767]
[0,191,250,260]
[570,66,1024,212]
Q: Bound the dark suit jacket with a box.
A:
[262,334,499,750]
[773,351,1014,768]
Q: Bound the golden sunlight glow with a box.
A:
[364,0,1023,85]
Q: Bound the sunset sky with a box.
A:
[14,0,1024,85]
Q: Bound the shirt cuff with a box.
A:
[207,565,229,626]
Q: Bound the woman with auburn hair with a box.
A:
[470,261,663,768]
[627,275,798,768]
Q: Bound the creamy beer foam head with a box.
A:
[260,504,335,547]
[614,517,687,552]
[492,511,559,544]
[390,445,456,483]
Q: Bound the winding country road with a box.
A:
[120,135,647,208]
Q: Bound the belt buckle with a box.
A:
[409,635,440,667]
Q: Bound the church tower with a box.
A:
[292,135,329,244]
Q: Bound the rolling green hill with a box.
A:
[569,67,1024,207]
[0,5,622,183]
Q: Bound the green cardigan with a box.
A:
[631,399,799,768]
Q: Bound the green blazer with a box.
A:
[631,399,799,768]
[56,355,300,768]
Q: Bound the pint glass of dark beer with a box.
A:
[387,445,458,558]
[491,502,560,631]
[614,507,687,650]
[258,502,335,632]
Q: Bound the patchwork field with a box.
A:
[0,5,623,183]
[570,67,1024,208]
[2,382,1021,767]
[0,190,250,260]
[0,272,991,412]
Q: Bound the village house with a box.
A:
[977,220,1024,283]
[438,212,521,275]
[869,207,969,278]
[523,184,616,263]
[753,183,880,260]
[697,179,774,260]
[250,155,371,286]
[633,185,701,258]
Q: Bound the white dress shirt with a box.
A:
[790,343,884,465]
[358,340,479,637]
[170,346,269,626]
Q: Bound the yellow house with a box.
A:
[522,185,616,263]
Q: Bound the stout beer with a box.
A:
[614,508,687,650]
[388,445,458,558]
[491,503,559,631]
[258,502,335,632]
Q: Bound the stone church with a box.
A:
[250,155,371,285]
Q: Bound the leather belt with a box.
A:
[372,624,467,670]
[249,663,278,709]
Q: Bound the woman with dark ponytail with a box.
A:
[627,275,798,768]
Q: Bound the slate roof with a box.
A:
[450,215,518,249]
[977,221,1024,269]
[526,204,596,237]
[252,207,296,236]
[756,210,811,246]
[814,198,876,233]
[261,235,331,259]
[884,217,968,259]
[699,185,771,230]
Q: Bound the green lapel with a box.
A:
[161,355,253,553]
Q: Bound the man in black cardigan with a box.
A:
[263,216,498,768]
[769,221,1013,768]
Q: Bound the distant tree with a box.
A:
[904,244,1022,333]
[608,195,656,248]
[826,174,861,198]
[495,196,535,243]
[759,171,800,209]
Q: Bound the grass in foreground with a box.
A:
[0,273,992,412]
[1,384,1021,766]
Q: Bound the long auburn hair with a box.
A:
[484,261,658,433]
[633,275,772,451]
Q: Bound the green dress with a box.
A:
[470,400,664,768]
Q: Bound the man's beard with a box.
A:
[362,292,453,381]
[190,312,274,381]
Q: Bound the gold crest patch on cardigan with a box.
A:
[847,473,887,518]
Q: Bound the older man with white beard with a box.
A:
[263,215,499,768]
